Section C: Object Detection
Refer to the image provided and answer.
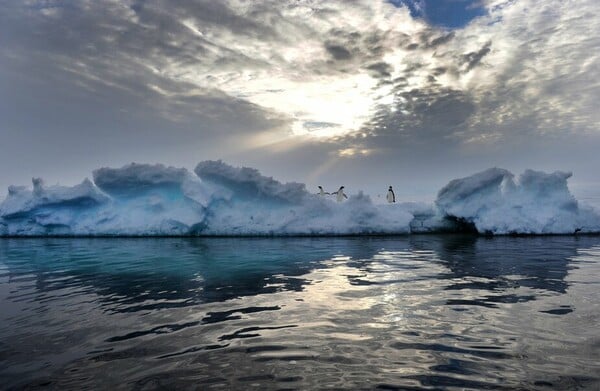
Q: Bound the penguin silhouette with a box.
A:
[386,186,396,203]
[334,186,348,202]
[317,186,330,196]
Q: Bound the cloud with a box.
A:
[0,0,598,198]
[5,0,595,145]
[460,41,491,72]
[365,62,393,78]
[336,0,600,154]
[325,43,354,60]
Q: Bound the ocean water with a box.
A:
[0,236,599,390]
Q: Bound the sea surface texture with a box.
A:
[1,236,599,389]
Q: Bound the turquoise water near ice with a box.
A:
[1,236,599,389]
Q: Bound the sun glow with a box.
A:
[161,2,469,141]
[157,3,435,140]
[182,67,394,138]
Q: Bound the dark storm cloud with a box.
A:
[319,29,397,72]
[365,62,393,78]
[461,41,492,72]
[325,43,354,60]
[432,67,447,76]
[355,87,476,148]
[423,32,455,48]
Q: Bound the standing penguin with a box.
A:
[317,186,330,196]
[386,185,396,203]
[334,186,348,202]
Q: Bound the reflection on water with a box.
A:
[0,236,599,389]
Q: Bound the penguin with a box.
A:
[317,186,330,196]
[386,185,396,203]
[334,186,348,202]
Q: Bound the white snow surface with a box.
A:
[0,162,598,236]
[436,168,600,234]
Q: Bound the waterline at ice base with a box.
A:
[1,161,599,236]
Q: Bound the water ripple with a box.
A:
[1,236,599,389]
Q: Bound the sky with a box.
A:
[0,0,599,204]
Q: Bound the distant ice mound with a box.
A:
[436,168,600,234]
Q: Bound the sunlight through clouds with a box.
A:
[157,0,431,139]
[0,0,598,198]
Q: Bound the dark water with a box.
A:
[1,236,599,390]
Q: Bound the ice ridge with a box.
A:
[0,161,598,236]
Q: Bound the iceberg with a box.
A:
[436,168,600,234]
[0,161,413,236]
[0,161,598,236]
[191,161,414,235]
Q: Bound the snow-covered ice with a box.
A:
[0,161,598,236]
[436,168,600,234]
